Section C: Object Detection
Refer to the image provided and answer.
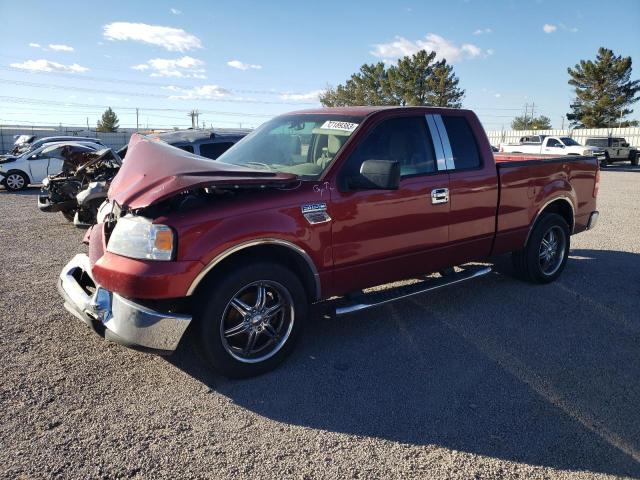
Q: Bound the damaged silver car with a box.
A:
[38,144,122,226]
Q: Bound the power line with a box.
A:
[0,95,275,117]
[0,78,317,106]
[0,65,316,97]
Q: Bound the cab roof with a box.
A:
[282,106,473,119]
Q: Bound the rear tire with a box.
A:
[512,213,570,284]
[195,261,308,378]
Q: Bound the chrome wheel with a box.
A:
[220,280,294,364]
[5,173,25,190]
[538,226,566,276]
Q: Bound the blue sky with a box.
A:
[0,0,638,131]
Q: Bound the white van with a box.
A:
[0,141,102,191]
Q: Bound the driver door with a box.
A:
[329,115,451,295]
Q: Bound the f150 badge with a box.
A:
[301,203,331,225]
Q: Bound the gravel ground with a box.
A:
[1,164,639,479]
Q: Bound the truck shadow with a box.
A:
[168,248,640,477]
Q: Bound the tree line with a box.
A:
[320,47,639,130]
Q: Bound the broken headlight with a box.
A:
[106,215,175,261]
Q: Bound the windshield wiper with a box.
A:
[244,162,272,170]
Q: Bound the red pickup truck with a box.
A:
[58,107,600,378]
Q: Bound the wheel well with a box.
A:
[538,198,574,232]
[192,244,319,302]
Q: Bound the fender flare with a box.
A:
[186,238,321,300]
[524,196,575,246]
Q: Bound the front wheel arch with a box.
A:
[189,242,321,303]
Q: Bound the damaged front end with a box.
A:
[58,135,300,352]
[38,146,121,226]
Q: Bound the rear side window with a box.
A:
[442,116,481,170]
[200,142,235,160]
[546,138,561,147]
[177,144,194,153]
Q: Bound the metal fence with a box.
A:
[485,127,640,148]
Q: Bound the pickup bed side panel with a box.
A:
[492,157,597,255]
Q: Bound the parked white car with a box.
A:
[0,141,102,191]
[500,135,601,156]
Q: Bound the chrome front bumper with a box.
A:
[58,254,192,352]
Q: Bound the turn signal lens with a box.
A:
[154,229,174,251]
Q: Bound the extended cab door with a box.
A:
[440,114,499,263]
[329,114,451,295]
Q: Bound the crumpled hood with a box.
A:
[109,134,297,209]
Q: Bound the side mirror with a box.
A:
[349,160,400,190]
[558,144,565,148]
[622,142,630,147]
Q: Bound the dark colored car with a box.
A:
[117,128,251,160]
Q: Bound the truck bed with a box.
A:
[491,153,599,255]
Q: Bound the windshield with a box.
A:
[560,137,581,146]
[217,115,362,179]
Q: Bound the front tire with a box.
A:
[631,153,639,166]
[195,262,308,378]
[3,171,29,191]
[512,213,570,284]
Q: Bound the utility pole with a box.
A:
[188,110,200,129]
[561,116,565,130]
[136,108,139,132]
[86,117,89,131]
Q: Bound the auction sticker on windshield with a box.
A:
[320,121,359,132]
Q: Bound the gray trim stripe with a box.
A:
[425,114,447,171]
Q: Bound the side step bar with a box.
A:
[333,266,492,316]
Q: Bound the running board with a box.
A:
[333,266,492,316]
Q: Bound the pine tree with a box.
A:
[425,60,464,108]
[511,115,552,130]
[387,50,438,105]
[320,62,394,107]
[567,48,640,128]
[96,107,120,132]
[320,50,464,108]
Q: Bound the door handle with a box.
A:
[431,187,449,204]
